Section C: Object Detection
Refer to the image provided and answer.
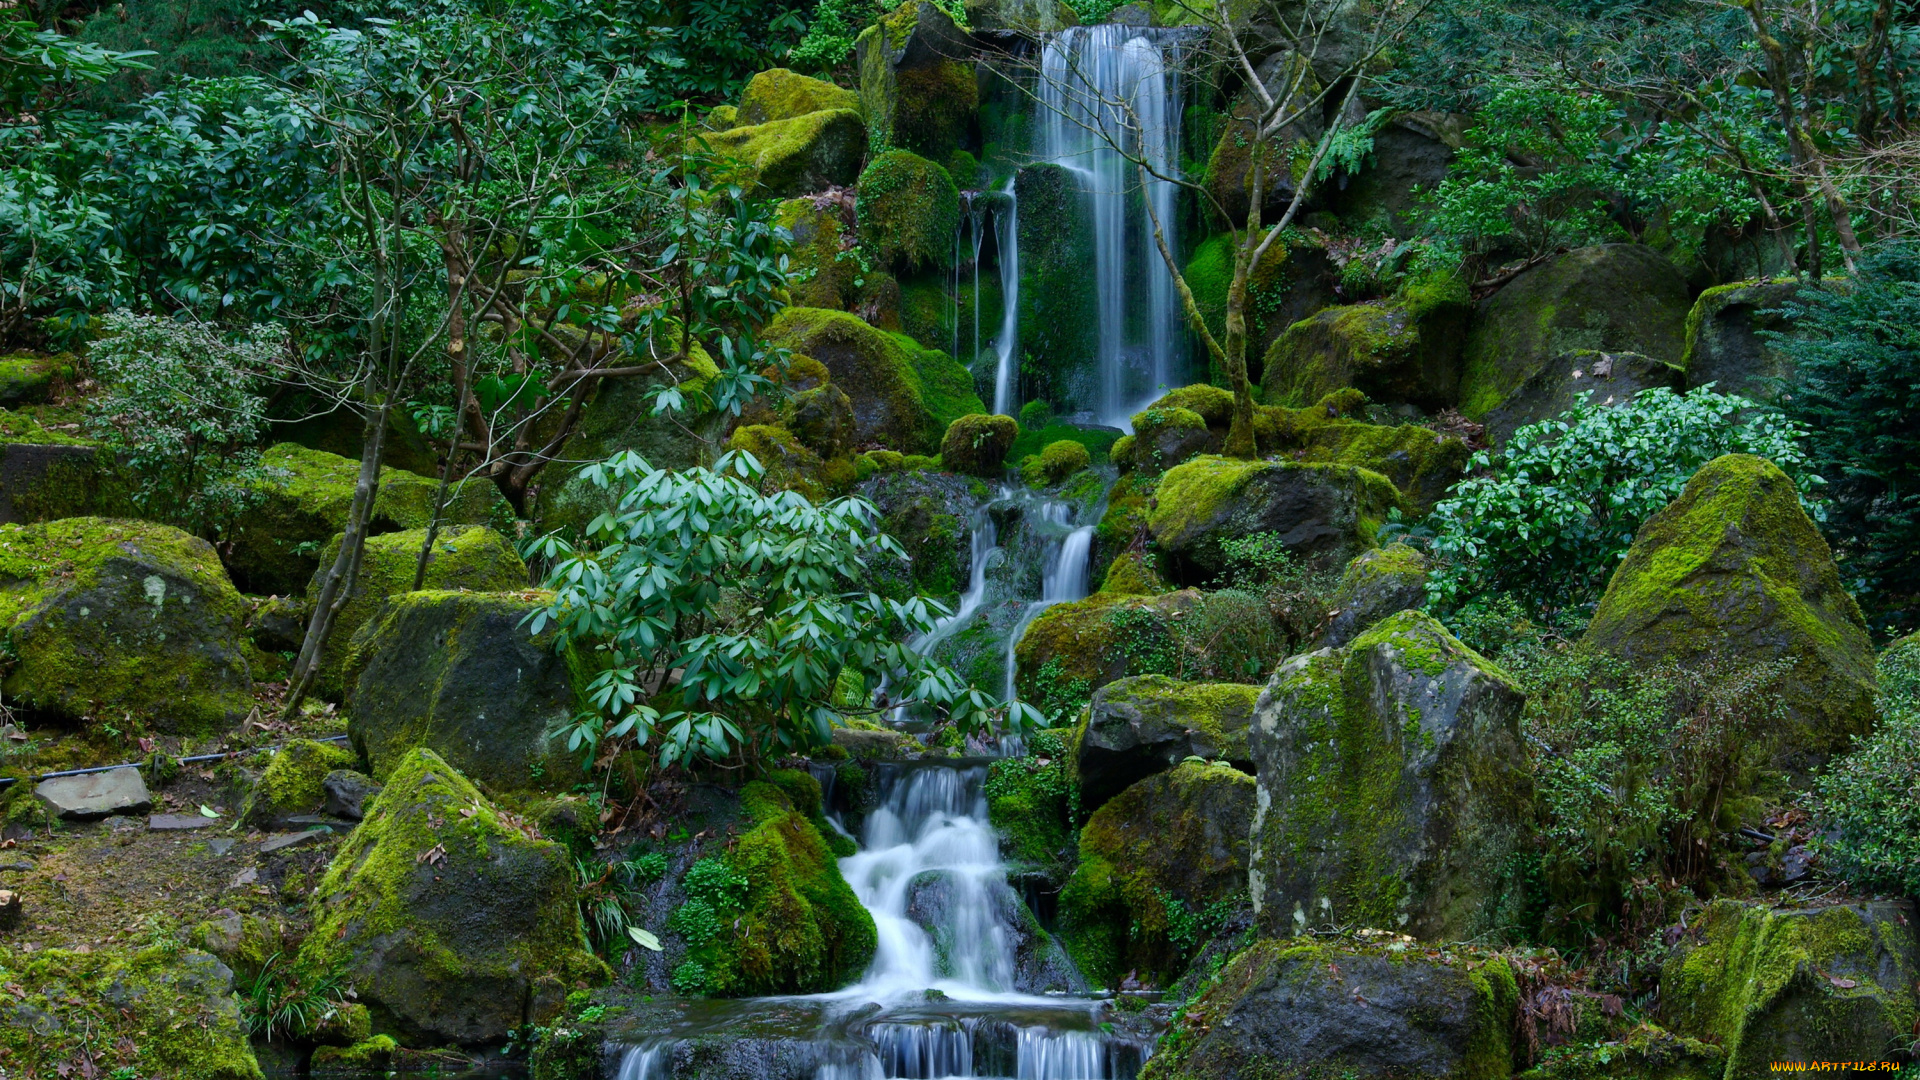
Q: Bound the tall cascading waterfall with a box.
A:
[991,178,1019,417]
[1037,25,1187,428]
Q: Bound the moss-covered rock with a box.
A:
[1459,243,1692,421]
[240,738,358,828]
[856,468,978,602]
[1012,589,1201,702]
[1075,675,1258,812]
[1203,53,1323,229]
[856,0,979,162]
[1061,761,1255,988]
[306,524,527,698]
[1100,550,1166,595]
[228,442,510,596]
[1481,349,1683,445]
[0,944,262,1079]
[1249,610,1531,941]
[670,779,877,996]
[0,351,74,406]
[856,150,961,275]
[1319,543,1429,648]
[726,422,856,501]
[1022,438,1092,487]
[1185,236,1337,373]
[985,729,1078,883]
[1516,1025,1724,1080]
[1661,899,1918,1078]
[775,196,859,310]
[1679,279,1804,402]
[940,413,1018,476]
[1130,405,1214,474]
[1015,162,1097,405]
[1143,936,1519,1080]
[342,591,582,792]
[702,108,868,198]
[1323,113,1460,233]
[0,517,254,732]
[739,68,861,125]
[782,382,859,459]
[1579,454,1876,775]
[1255,397,1470,511]
[300,748,608,1044]
[765,307,983,454]
[1261,275,1472,411]
[1148,455,1402,584]
[0,440,135,524]
[310,1034,399,1071]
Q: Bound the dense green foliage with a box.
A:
[1815,637,1920,896]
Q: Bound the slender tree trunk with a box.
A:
[1742,0,1861,270]
[416,225,471,590]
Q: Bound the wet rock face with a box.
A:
[1075,675,1259,814]
[903,869,1086,994]
[1661,899,1920,1076]
[1146,939,1519,1080]
[1248,611,1531,942]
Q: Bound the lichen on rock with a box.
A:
[1148,454,1402,583]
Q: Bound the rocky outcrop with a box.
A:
[856,468,978,602]
[1075,675,1259,812]
[342,591,580,791]
[299,748,608,1044]
[775,196,858,311]
[1147,455,1401,584]
[1680,279,1803,401]
[1319,544,1430,648]
[1579,454,1876,774]
[1480,349,1683,444]
[1661,900,1919,1079]
[1459,244,1692,426]
[940,413,1018,477]
[1203,52,1323,229]
[1142,937,1519,1080]
[856,0,978,163]
[1249,611,1531,941]
[1012,590,1201,702]
[1261,273,1472,411]
[1185,235,1337,367]
[0,517,253,732]
[764,307,984,455]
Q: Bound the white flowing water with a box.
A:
[1002,502,1096,701]
[990,179,1020,417]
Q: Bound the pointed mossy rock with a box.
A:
[342,591,584,792]
[1261,274,1472,412]
[764,307,984,455]
[1679,279,1804,402]
[1578,453,1876,775]
[738,68,861,126]
[702,108,867,198]
[1248,610,1531,942]
[1061,761,1256,988]
[1660,899,1919,1079]
[1074,675,1259,813]
[1012,589,1202,702]
[306,524,528,699]
[856,0,978,162]
[855,150,960,275]
[0,517,253,733]
[1147,455,1402,585]
[227,443,511,596]
[1318,543,1429,649]
[0,945,263,1079]
[1459,243,1691,422]
[300,748,608,1044]
[941,413,1019,477]
[1140,937,1519,1080]
[240,738,357,829]
[1480,348,1683,445]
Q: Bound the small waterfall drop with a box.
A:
[1002,503,1096,700]
[991,179,1020,417]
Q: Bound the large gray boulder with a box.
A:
[1249,610,1531,941]
[1147,455,1402,584]
[1480,349,1683,445]
[342,591,579,791]
[1074,675,1259,814]
[1680,279,1803,401]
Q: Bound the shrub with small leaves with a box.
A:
[1814,637,1920,897]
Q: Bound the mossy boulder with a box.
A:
[774,196,858,310]
[738,68,861,125]
[1248,610,1531,941]
[985,733,1077,883]
[0,441,134,524]
[240,738,358,828]
[856,0,979,163]
[1148,455,1402,584]
[1481,349,1683,445]
[300,748,608,1044]
[1319,543,1430,648]
[1100,550,1166,595]
[1129,405,1214,474]
[940,413,1018,476]
[1323,113,1460,232]
[1661,899,1919,1078]
[342,591,583,792]
[856,468,978,602]
[703,109,868,198]
[765,307,983,454]
[1256,401,1470,511]
[1679,279,1804,402]
[0,517,254,732]
[228,442,510,596]
[306,524,528,698]
[0,351,73,406]
[1075,674,1258,812]
[1459,243,1692,421]
[1579,453,1876,775]
[782,382,859,459]
[1261,275,1473,411]
[1185,235,1337,372]
[726,423,856,501]
[1015,163,1097,405]
[1022,438,1092,487]
[0,945,262,1079]
[856,150,960,275]
[1012,590,1201,702]
[1060,761,1256,987]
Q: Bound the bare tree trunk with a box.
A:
[1742,0,1861,271]
[415,225,472,591]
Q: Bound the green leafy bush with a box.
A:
[1427,387,1816,618]
[1814,638,1920,896]
[1772,242,1920,633]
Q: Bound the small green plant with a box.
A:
[239,951,355,1041]
[1814,639,1920,896]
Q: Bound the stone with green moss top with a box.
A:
[1061,761,1255,988]
[0,944,262,1079]
[240,738,357,828]
[1012,589,1201,701]
[1252,397,1469,510]
[1262,276,1471,411]
[1183,236,1336,370]
[941,413,1019,476]
[1319,544,1429,648]
[343,591,585,792]
[0,517,254,732]
[1141,936,1519,1080]
[0,351,74,406]
[1248,610,1531,942]
[1580,454,1875,775]
[856,468,975,602]
[228,442,511,596]
[311,1034,399,1071]
[1660,899,1918,1078]
[702,108,867,198]
[1459,243,1692,422]
[1075,675,1259,812]
[727,423,855,502]
[299,748,607,1043]
[1100,551,1165,596]
[856,1,978,161]
[856,150,960,275]
[738,68,861,125]
[1679,279,1804,402]
[1129,406,1213,474]
[1022,439,1092,487]
[766,307,984,455]
[1148,455,1403,584]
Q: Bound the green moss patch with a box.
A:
[241,737,357,827]
[702,109,868,198]
[856,150,960,275]
[738,68,860,125]
[765,307,983,454]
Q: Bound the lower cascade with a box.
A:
[609,762,1150,1080]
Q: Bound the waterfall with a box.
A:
[1036,25,1187,428]
[1001,503,1096,700]
[991,179,1019,417]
